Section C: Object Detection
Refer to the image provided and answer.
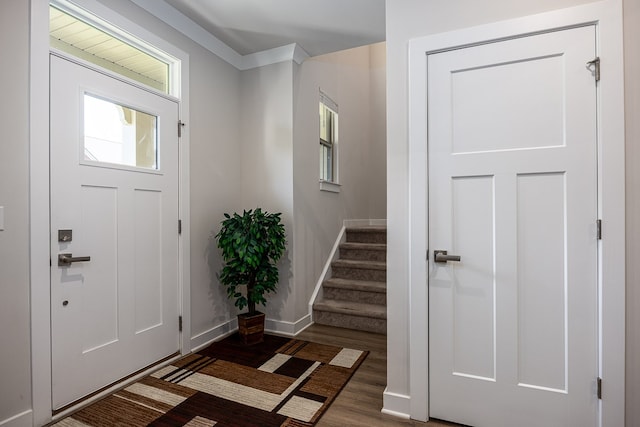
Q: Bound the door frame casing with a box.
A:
[408,1,625,425]
[29,1,191,425]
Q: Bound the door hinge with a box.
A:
[597,219,602,240]
[597,377,602,399]
[178,120,185,138]
[587,57,600,82]
[179,315,183,332]
[178,219,182,235]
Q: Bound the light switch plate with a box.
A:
[0,206,4,231]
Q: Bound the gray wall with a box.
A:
[292,44,387,321]
[186,40,242,338]
[0,0,32,423]
[369,43,387,218]
[239,61,296,323]
[386,0,637,423]
[236,44,388,327]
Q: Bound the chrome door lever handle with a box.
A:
[434,250,461,263]
[58,253,91,266]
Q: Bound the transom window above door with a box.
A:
[49,3,172,94]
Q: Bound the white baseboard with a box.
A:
[0,411,32,427]
[190,314,312,351]
[382,388,411,419]
[265,314,312,336]
[190,318,238,352]
[381,407,411,420]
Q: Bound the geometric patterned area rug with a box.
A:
[53,333,368,427]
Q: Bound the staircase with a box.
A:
[312,226,386,334]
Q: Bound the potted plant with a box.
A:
[215,208,286,344]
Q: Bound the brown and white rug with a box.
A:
[54,333,368,426]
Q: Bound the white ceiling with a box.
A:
[161,0,386,57]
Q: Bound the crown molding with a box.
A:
[129,0,308,70]
[292,43,311,65]
[129,0,242,68]
[241,43,310,70]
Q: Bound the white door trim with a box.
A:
[408,1,625,425]
[29,1,191,425]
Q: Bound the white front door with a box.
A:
[428,26,598,426]
[50,54,180,409]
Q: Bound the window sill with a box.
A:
[319,180,341,193]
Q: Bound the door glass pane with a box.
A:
[83,94,158,169]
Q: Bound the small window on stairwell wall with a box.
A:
[319,90,340,193]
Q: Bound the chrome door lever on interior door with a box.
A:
[434,250,461,263]
[58,253,91,266]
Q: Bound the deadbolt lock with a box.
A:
[58,229,72,242]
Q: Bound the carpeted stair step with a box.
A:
[323,278,386,305]
[345,226,387,244]
[339,242,386,262]
[313,299,386,334]
[313,225,387,334]
[331,259,386,282]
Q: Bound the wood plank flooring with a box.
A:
[296,324,461,427]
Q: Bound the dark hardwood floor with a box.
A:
[295,324,459,427]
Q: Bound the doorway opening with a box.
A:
[31,1,191,424]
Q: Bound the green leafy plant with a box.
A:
[215,208,286,314]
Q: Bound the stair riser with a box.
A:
[313,310,386,335]
[324,287,386,305]
[332,266,386,282]
[346,231,387,244]
[318,227,387,335]
[339,247,386,262]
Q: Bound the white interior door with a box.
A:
[428,26,598,426]
[50,54,180,409]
